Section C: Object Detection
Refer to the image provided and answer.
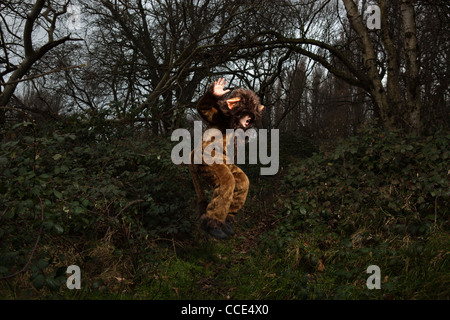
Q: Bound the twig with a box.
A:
[0,204,11,220]
[0,64,87,86]
[104,200,144,239]
[114,200,144,219]
[434,195,438,229]
[271,214,288,225]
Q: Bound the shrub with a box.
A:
[0,117,194,293]
[279,125,449,237]
[270,125,449,299]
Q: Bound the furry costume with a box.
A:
[189,80,264,239]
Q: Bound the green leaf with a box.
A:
[32,274,45,290]
[13,122,32,129]
[36,259,49,270]
[54,224,64,235]
[299,206,307,215]
[43,221,54,230]
[53,154,63,161]
[45,277,61,291]
[0,266,9,275]
[54,190,63,199]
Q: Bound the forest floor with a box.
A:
[1,126,448,300]
[62,187,289,300]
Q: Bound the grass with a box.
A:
[23,205,445,300]
[1,127,448,300]
[1,171,448,300]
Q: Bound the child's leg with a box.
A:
[227,165,249,218]
[196,163,235,229]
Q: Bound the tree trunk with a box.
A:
[400,0,422,132]
[342,0,395,129]
[342,0,423,132]
[0,0,75,125]
[378,0,403,126]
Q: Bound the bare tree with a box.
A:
[243,0,432,133]
[417,0,449,130]
[75,0,295,133]
[3,0,446,137]
[0,0,81,124]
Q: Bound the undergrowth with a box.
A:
[269,125,449,299]
[0,119,448,300]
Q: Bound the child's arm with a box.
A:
[196,78,230,124]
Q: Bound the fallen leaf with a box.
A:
[317,259,325,272]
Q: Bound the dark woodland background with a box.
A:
[0,0,448,300]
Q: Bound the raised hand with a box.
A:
[212,78,230,97]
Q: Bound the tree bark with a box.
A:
[378,0,403,125]
[342,0,395,129]
[400,0,422,132]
